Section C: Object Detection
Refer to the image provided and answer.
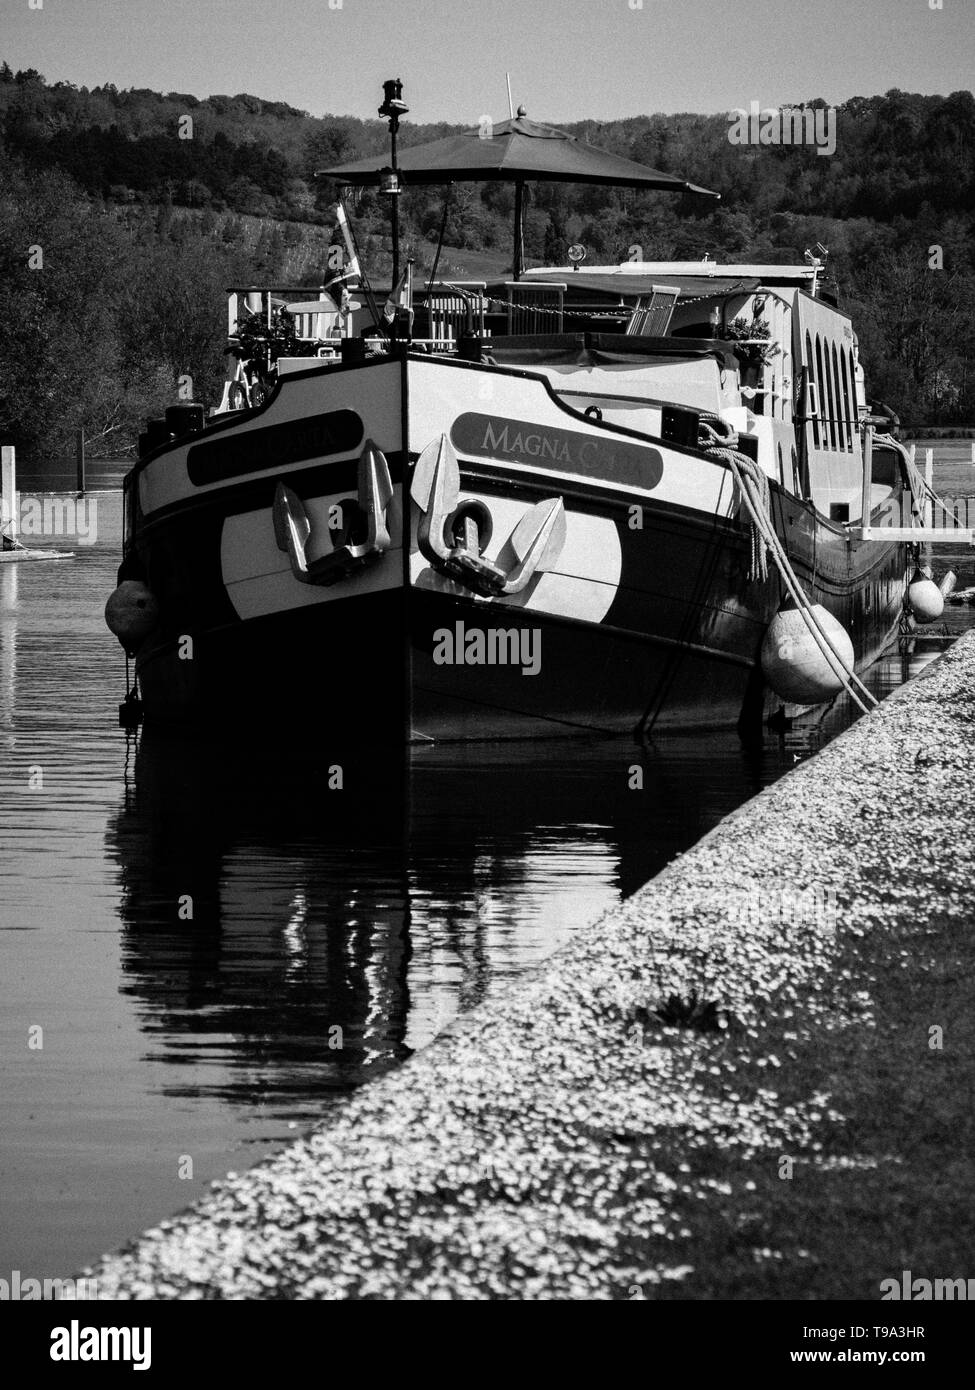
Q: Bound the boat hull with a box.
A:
[124,353,906,742]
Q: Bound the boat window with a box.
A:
[840,348,852,449]
[824,340,836,450]
[821,337,836,450]
[807,332,820,447]
[831,344,843,451]
[815,335,829,448]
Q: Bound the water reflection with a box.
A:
[0,563,18,749]
[107,739,411,1113]
[105,729,796,1117]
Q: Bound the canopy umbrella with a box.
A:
[321,111,719,280]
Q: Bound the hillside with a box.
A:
[1,62,974,461]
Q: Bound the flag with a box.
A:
[333,202,361,280]
[383,259,414,327]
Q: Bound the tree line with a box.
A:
[1,62,973,461]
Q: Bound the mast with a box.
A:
[378,79,408,289]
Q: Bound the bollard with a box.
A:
[1,444,16,542]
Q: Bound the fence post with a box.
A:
[76,429,86,497]
[924,447,934,570]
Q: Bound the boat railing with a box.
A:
[414,281,488,349]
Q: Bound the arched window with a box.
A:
[840,349,852,449]
[807,331,820,447]
[831,344,843,450]
[824,340,838,450]
[816,335,830,449]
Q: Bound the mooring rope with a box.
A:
[698,415,770,582]
[698,413,878,714]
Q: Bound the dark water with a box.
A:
[1,486,972,1280]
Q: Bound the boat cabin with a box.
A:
[218,257,891,527]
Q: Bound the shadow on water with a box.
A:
[104,726,804,1119]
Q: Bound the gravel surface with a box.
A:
[82,634,975,1299]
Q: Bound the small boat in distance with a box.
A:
[106,81,934,742]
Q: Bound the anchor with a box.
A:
[497,494,567,595]
[411,433,566,597]
[273,438,394,585]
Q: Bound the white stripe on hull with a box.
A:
[410,495,621,625]
[221,494,404,622]
[138,360,402,516]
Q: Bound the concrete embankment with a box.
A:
[84,635,975,1300]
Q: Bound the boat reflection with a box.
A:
[105,728,794,1120]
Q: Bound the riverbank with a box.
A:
[79,632,975,1300]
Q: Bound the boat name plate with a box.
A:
[451,413,662,489]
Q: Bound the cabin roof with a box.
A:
[527,261,819,281]
[520,269,761,299]
[522,262,823,299]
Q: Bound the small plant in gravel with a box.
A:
[628,994,734,1034]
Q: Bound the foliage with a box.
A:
[725,316,779,372]
[1,62,974,439]
[0,152,334,459]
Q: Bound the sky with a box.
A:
[2,0,973,125]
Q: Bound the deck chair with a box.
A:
[423,282,487,348]
[625,284,680,337]
[505,282,567,335]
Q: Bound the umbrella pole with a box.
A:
[513,180,524,280]
[390,126,400,288]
